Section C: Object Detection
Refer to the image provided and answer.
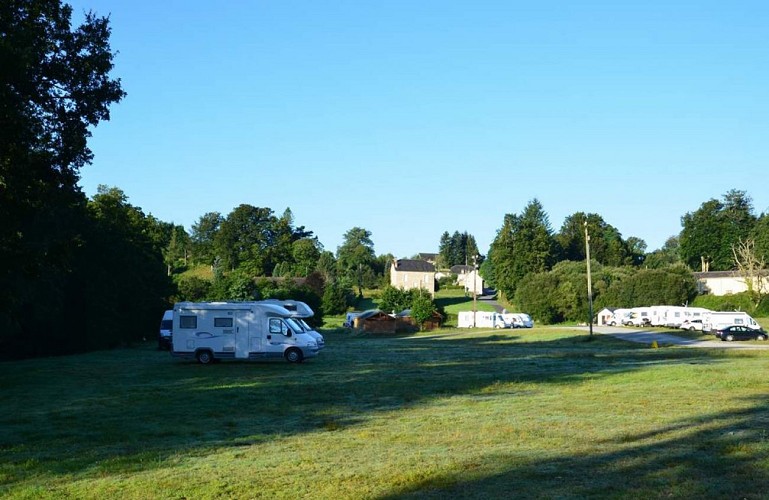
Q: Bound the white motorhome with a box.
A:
[258,299,325,349]
[458,311,498,328]
[702,311,762,333]
[624,307,652,327]
[171,302,320,364]
[608,308,632,326]
[458,311,534,329]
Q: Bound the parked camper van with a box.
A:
[158,310,173,350]
[259,299,325,349]
[458,311,534,328]
[702,311,761,334]
[608,308,632,326]
[171,302,320,364]
[624,307,651,327]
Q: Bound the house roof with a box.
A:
[357,309,393,321]
[450,265,474,274]
[693,271,740,279]
[393,259,435,272]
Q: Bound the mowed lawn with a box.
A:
[2,327,769,499]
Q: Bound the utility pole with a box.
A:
[584,221,593,337]
[472,254,478,327]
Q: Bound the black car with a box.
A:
[716,325,768,341]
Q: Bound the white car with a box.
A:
[680,319,703,331]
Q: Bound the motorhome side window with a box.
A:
[179,315,197,329]
[214,318,233,328]
[269,318,290,335]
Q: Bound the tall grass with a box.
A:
[2,328,769,498]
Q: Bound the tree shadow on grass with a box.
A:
[0,330,739,492]
[379,395,769,499]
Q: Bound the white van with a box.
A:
[702,311,761,333]
[171,302,319,364]
[158,310,173,350]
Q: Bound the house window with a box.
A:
[214,318,233,328]
[179,315,197,329]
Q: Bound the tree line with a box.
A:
[486,192,769,324]
[5,1,768,357]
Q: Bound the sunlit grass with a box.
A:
[2,327,769,498]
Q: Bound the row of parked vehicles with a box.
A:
[607,306,765,342]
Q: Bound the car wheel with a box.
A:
[757,335,767,341]
[725,334,734,342]
[689,326,696,331]
[284,347,303,363]
[196,350,214,365]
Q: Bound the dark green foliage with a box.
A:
[644,236,682,269]
[175,276,212,302]
[515,260,698,324]
[515,272,563,324]
[336,227,377,296]
[79,187,171,348]
[599,266,698,308]
[556,212,641,266]
[291,238,322,277]
[751,214,769,264]
[410,289,437,330]
[438,230,480,269]
[680,190,757,271]
[490,199,557,301]
[692,292,757,315]
[0,0,125,357]
[379,285,415,314]
[322,280,351,316]
[190,212,224,266]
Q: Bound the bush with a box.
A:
[175,276,212,302]
[692,292,768,316]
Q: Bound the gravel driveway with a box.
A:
[575,325,769,350]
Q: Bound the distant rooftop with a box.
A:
[393,259,435,272]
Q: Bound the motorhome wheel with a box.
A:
[285,348,303,363]
[196,350,214,364]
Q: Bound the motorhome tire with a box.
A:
[196,350,214,364]
[285,348,303,363]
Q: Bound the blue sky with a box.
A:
[69,1,769,258]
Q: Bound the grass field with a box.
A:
[3,327,769,499]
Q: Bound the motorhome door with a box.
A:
[234,311,251,358]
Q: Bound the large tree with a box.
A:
[489,199,557,300]
[643,236,682,269]
[190,212,224,266]
[680,190,757,271]
[556,212,640,266]
[0,1,125,355]
[438,230,481,268]
[336,227,376,296]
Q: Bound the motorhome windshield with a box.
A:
[285,318,304,333]
[295,319,312,331]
